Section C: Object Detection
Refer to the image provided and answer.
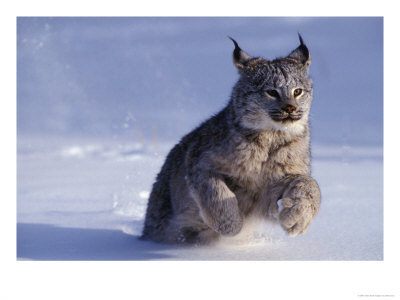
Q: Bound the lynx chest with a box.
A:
[212,133,309,193]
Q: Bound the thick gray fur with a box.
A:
[141,35,321,244]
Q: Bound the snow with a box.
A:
[17,138,382,260]
[17,17,383,261]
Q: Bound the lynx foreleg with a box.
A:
[278,176,321,236]
[187,172,243,236]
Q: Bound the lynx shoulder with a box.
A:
[141,34,321,244]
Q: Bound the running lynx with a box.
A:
[141,34,321,244]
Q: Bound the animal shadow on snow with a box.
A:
[17,223,183,260]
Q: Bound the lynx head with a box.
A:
[229,34,313,135]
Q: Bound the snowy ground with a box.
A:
[17,137,383,260]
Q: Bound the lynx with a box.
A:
[141,34,321,244]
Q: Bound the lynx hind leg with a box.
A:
[141,172,175,243]
[278,176,321,237]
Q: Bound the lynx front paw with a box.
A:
[278,197,315,237]
[215,215,243,236]
[199,197,243,236]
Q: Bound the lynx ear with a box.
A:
[287,33,311,66]
[228,36,253,69]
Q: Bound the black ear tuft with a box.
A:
[288,33,310,65]
[228,36,253,69]
[228,36,240,61]
[298,32,305,46]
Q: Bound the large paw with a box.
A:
[199,197,243,236]
[214,213,243,236]
[278,198,315,237]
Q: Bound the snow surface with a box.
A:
[17,138,383,260]
[17,17,383,260]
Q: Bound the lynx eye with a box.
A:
[266,89,280,98]
[293,88,303,97]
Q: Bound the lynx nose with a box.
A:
[281,104,297,114]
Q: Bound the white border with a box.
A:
[2,1,399,299]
